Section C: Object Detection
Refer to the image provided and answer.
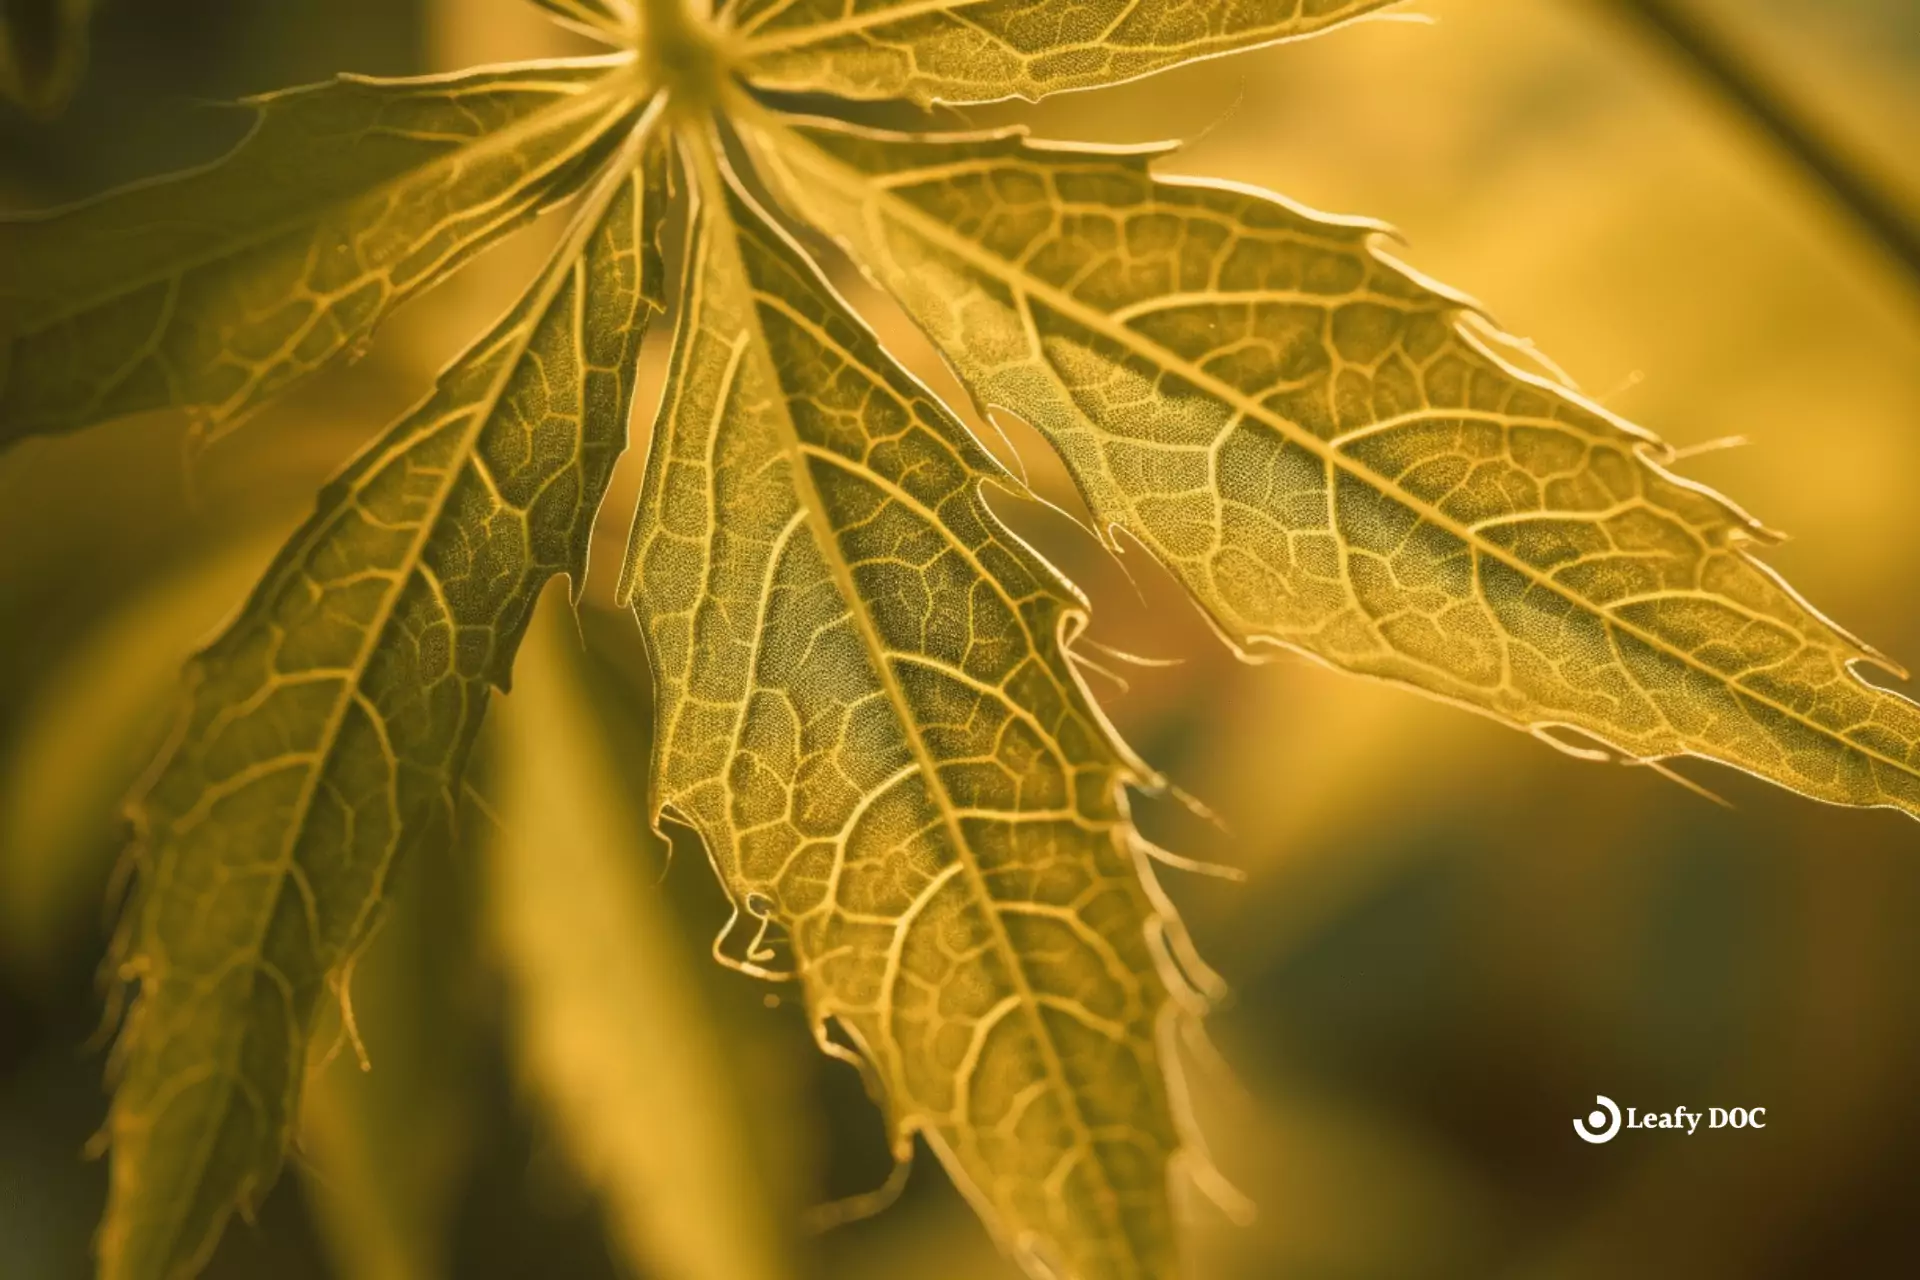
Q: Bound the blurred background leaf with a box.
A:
[0,535,273,984]
[485,594,799,1280]
[0,0,92,117]
[297,775,487,1280]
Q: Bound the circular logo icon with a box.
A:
[1573,1095,1622,1144]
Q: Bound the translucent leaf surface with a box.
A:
[0,57,640,448]
[750,118,1920,817]
[621,135,1194,1279]
[100,128,667,1280]
[29,5,1915,1279]
[728,0,1395,105]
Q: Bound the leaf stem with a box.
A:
[1600,0,1920,296]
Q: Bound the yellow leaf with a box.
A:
[727,0,1396,105]
[21,6,1912,1278]
[0,56,642,448]
[100,119,669,1280]
[621,129,1203,1280]
[748,116,1920,817]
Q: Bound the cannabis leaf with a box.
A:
[746,116,1920,817]
[0,57,643,446]
[621,132,1196,1279]
[99,128,666,1280]
[3,1,1910,1278]
[728,0,1398,104]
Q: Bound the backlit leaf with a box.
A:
[0,56,640,449]
[749,118,1920,817]
[100,123,667,1280]
[620,133,1197,1280]
[489,594,792,1280]
[25,5,1914,1280]
[727,0,1396,105]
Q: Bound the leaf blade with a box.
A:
[749,118,1920,819]
[728,0,1396,105]
[100,121,669,1280]
[622,135,1195,1280]
[0,56,639,449]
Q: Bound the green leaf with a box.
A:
[748,117,1920,818]
[488,594,793,1280]
[0,0,92,116]
[0,56,642,450]
[100,121,668,1280]
[726,0,1396,105]
[621,132,1199,1280]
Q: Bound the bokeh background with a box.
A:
[4,1,1919,1277]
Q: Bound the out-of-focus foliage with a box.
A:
[298,790,484,1280]
[0,2,1916,1280]
[0,0,92,116]
[0,539,272,981]
[488,596,793,1280]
